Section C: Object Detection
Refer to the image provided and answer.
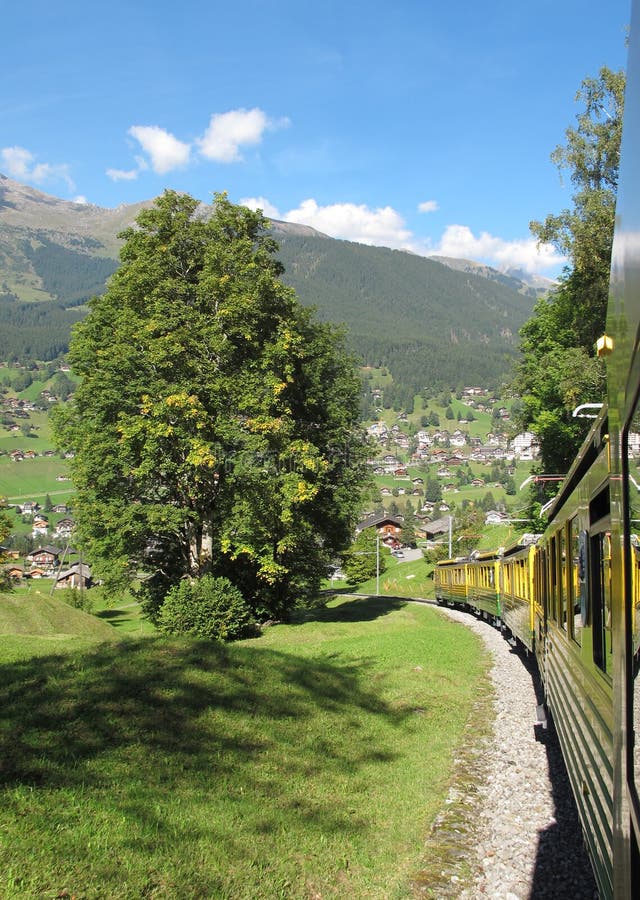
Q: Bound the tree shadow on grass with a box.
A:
[0,637,411,894]
[94,608,131,626]
[0,636,406,799]
[293,594,407,624]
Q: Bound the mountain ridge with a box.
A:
[0,175,541,392]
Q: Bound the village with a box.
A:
[0,377,547,586]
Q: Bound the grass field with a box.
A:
[0,590,491,899]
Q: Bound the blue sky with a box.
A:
[1,0,631,276]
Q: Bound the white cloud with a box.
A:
[72,195,88,205]
[418,200,439,213]
[281,198,414,248]
[239,196,282,218]
[128,125,191,174]
[434,224,564,274]
[106,166,140,182]
[239,194,564,275]
[1,145,75,191]
[197,108,287,163]
[106,155,149,182]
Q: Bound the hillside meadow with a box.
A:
[0,589,491,899]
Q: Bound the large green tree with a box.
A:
[515,66,625,473]
[0,498,12,592]
[54,191,368,620]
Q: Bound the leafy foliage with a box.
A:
[515,67,624,472]
[342,528,388,585]
[157,575,257,640]
[53,192,368,620]
[0,503,12,592]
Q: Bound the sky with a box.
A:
[1,0,632,278]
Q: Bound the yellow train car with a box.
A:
[433,557,468,606]
[499,536,538,653]
[466,549,501,621]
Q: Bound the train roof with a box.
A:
[501,534,541,558]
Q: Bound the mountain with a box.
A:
[431,255,555,298]
[0,175,538,394]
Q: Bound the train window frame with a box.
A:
[590,521,613,679]
[549,535,558,623]
[570,522,585,646]
[560,526,568,632]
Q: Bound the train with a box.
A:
[435,6,640,896]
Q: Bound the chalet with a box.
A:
[26,546,62,569]
[1,547,20,560]
[511,431,540,458]
[368,422,389,438]
[55,518,75,538]
[55,564,91,590]
[5,565,23,580]
[412,477,424,486]
[393,466,408,478]
[356,514,403,543]
[421,516,452,540]
[18,501,39,516]
[485,510,509,525]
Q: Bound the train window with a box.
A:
[570,521,583,646]
[591,529,613,676]
[549,536,558,622]
[560,528,568,632]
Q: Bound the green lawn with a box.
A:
[0,592,490,899]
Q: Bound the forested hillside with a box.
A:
[0,175,539,396]
[274,229,536,402]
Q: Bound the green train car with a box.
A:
[435,6,640,890]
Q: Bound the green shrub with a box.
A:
[158,576,257,641]
[57,586,94,613]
